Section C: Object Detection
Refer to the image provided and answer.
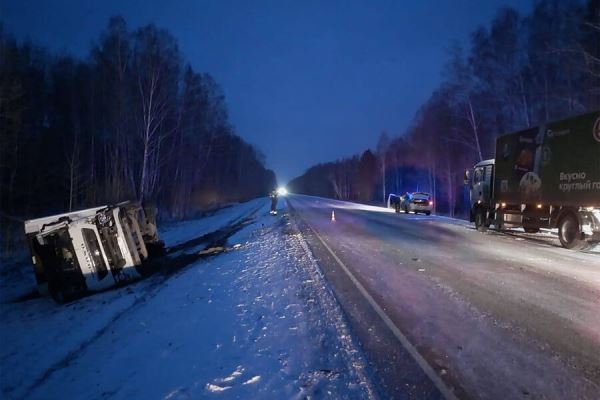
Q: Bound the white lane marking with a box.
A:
[293,200,459,400]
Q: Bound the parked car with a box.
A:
[400,192,433,215]
[387,194,402,212]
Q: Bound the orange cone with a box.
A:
[331,210,336,222]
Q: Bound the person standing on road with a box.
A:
[270,190,278,215]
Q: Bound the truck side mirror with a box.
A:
[463,170,470,185]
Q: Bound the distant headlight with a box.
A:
[429,201,433,206]
[277,187,288,196]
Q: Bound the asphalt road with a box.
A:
[287,194,600,400]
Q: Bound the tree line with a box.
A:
[0,17,276,254]
[289,0,600,217]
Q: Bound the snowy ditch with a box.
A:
[0,199,378,399]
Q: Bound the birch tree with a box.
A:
[132,25,179,201]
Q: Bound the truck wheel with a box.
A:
[475,210,488,232]
[425,211,431,216]
[558,213,587,250]
[48,280,70,304]
[146,241,166,258]
[494,217,504,231]
[49,285,65,304]
[47,267,85,304]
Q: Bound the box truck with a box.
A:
[465,111,600,250]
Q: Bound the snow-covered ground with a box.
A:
[0,198,376,400]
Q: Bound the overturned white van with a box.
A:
[24,202,164,303]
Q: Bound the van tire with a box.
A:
[47,267,85,304]
[49,283,65,304]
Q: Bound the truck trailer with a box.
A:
[24,201,164,302]
[465,111,600,250]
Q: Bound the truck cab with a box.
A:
[24,202,164,302]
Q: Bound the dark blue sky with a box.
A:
[2,0,532,183]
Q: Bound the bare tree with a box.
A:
[132,25,179,201]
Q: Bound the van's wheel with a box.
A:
[47,269,84,304]
[558,213,587,250]
[425,211,431,216]
[46,267,66,304]
[48,280,67,304]
[49,281,81,304]
[146,241,166,258]
[49,287,64,303]
[475,209,488,232]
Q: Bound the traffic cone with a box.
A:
[331,210,336,222]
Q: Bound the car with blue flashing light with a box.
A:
[400,192,433,215]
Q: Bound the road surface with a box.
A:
[287,194,600,400]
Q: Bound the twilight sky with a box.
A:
[1,0,532,183]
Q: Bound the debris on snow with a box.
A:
[198,246,225,256]
[216,366,244,383]
[206,383,232,392]
[242,376,261,385]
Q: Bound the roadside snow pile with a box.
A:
[0,198,376,400]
